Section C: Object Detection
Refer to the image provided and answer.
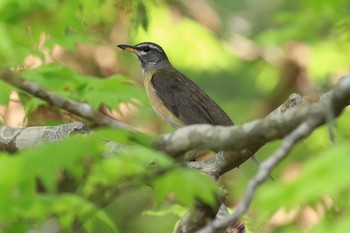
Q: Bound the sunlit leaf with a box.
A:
[255,141,350,220]
[0,80,12,105]
[153,168,218,207]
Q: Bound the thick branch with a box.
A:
[2,67,349,233]
[0,69,134,131]
[195,117,322,233]
[155,106,322,156]
[166,76,350,233]
[155,76,350,165]
[0,122,90,152]
[175,201,219,233]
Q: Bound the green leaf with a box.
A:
[255,141,350,219]
[0,134,104,200]
[21,64,146,113]
[94,128,154,147]
[21,64,84,95]
[52,194,118,232]
[92,209,119,233]
[153,168,218,207]
[84,144,173,196]
[0,78,13,105]
[78,75,145,109]
[145,204,186,217]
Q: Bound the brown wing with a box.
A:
[151,68,234,126]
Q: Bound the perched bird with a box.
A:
[117,42,260,166]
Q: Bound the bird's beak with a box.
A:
[117,44,139,54]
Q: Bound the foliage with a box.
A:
[0,0,350,232]
[21,64,146,113]
[252,139,350,232]
[0,130,218,233]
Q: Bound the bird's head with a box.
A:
[117,42,170,72]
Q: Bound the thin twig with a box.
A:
[0,69,135,131]
[194,117,323,233]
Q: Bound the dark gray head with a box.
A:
[117,42,170,72]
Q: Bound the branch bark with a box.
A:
[194,117,322,233]
[0,69,135,131]
[0,122,90,152]
[166,75,350,233]
[156,76,350,177]
[2,67,350,233]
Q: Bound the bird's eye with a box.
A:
[143,46,151,52]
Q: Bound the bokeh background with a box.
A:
[1,0,350,232]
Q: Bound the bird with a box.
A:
[117,42,260,167]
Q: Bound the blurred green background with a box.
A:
[0,0,350,232]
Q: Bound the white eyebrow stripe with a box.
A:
[136,43,163,53]
[148,44,162,51]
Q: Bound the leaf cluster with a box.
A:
[0,129,219,233]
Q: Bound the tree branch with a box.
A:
[156,76,350,176]
[2,67,349,233]
[0,69,135,131]
[0,122,90,152]
[194,116,322,233]
[154,102,324,156]
[167,75,350,233]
